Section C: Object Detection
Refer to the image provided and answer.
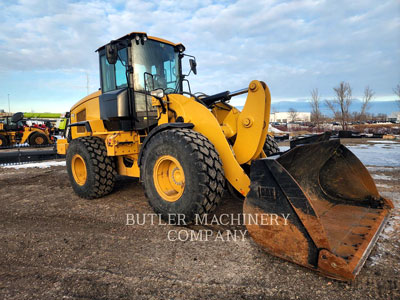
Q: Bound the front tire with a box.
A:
[141,129,225,223]
[66,137,116,199]
[0,135,8,147]
[29,132,49,146]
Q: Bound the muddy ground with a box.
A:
[0,140,399,299]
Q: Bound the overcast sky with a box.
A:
[0,0,399,113]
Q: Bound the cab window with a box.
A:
[100,48,128,92]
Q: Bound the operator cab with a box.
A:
[96,32,186,131]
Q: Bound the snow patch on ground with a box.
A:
[369,251,383,266]
[368,216,398,266]
[279,146,290,152]
[380,191,400,206]
[367,140,398,144]
[367,166,397,172]
[279,143,400,166]
[2,161,66,169]
[269,126,286,134]
[376,183,392,189]
[372,174,394,181]
[383,223,395,235]
[345,143,400,167]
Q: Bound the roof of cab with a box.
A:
[96,32,184,52]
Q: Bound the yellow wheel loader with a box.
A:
[57,32,393,281]
[0,113,52,147]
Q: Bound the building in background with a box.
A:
[0,110,13,117]
[388,112,400,123]
[270,112,311,123]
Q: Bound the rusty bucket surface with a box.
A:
[243,139,393,280]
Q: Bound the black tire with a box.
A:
[141,128,225,223]
[29,132,49,146]
[0,134,8,147]
[66,136,116,199]
[263,135,280,156]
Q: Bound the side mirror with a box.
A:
[151,88,165,99]
[189,59,197,75]
[105,42,118,64]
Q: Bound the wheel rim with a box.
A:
[153,155,185,202]
[71,154,87,186]
[35,136,44,144]
[0,139,3,146]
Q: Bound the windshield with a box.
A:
[132,40,180,94]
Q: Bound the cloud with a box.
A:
[0,0,399,113]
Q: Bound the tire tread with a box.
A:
[67,136,116,199]
[141,128,225,222]
[263,135,280,156]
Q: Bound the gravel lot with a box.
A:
[0,139,399,299]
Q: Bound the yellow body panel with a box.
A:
[57,138,68,155]
[105,132,140,156]
[211,103,240,138]
[117,156,140,177]
[20,129,32,144]
[232,81,271,164]
[70,91,105,138]
[71,90,102,112]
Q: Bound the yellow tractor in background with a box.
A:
[57,32,393,281]
[0,112,53,147]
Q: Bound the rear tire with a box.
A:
[66,136,116,199]
[263,135,280,156]
[141,128,225,223]
[0,135,8,147]
[29,132,49,146]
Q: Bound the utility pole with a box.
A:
[8,94,10,113]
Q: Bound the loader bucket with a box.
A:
[243,139,393,281]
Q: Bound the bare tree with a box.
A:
[394,83,400,110]
[272,106,279,113]
[325,81,353,130]
[360,86,374,121]
[325,100,340,120]
[376,113,387,122]
[351,111,360,123]
[310,88,322,130]
[288,108,298,123]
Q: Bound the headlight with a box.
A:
[151,88,164,98]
